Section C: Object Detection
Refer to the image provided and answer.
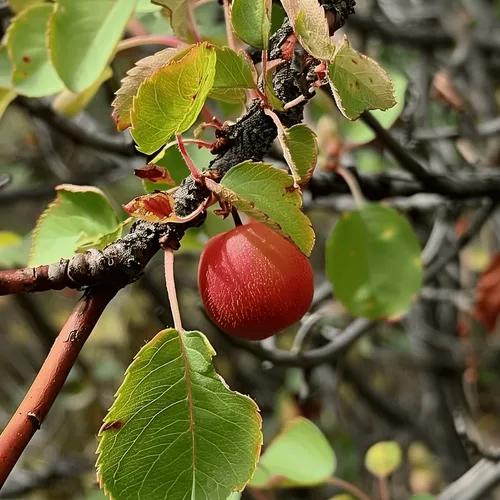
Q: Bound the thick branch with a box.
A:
[0,287,117,487]
[0,221,182,295]
[309,168,500,201]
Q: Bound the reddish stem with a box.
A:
[164,250,183,331]
[116,35,181,52]
[200,106,222,127]
[379,477,390,500]
[176,134,202,181]
[0,288,117,488]
[327,476,373,500]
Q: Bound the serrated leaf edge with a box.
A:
[328,36,397,121]
[216,162,315,255]
[96,329,263,499]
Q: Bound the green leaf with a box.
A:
[281,0,336,60]
[0,231,30,268]
[131,42,216,154]
[279,123,318,186]
[5,3,65,97]
[52,67,113,118]
[76,219,129,252]
[0,88,16,119]
[29,184,121,267]
[341,70,407,144]
[365,441,402,478]
[250,417,336,488]
[231,0,272,50]
[48,0,137,92]
[112,47,181,131]
[0,46,12,88]
[212,161,315,256]
[153,0,198,43]
[6,0,40,13]
[209,47,256,103]
[325,204,423,319]
[136,0,161,13]
[328,37,396,120]
[97,328,262,500]
[264,65,284,111]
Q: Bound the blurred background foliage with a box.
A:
[0,0,500,498]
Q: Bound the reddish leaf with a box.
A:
[134,164,175,185]
[112,47,181,131]
[474,254,500,332]
[123,192,176,223]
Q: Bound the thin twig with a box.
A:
[337,166,366,208]
[425,202,497,279]
[327,476,372,500]
[378,477,390,500]
[116,35,180,52]
[0,287,117,487]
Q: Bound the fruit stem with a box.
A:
[336,166,366,209]
[231,208,243,227]
[164,249,183,332]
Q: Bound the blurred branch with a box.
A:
[349,14,500,54]
[341,362,432,445]
[425,202,497,279]
[0,175,9,190]
[16,98,137,157]
[0,287,117,487]
[309,165,500,202]
[12,294,55,352]
[0,456,90,498]
[217,318,374,367]
[438,459,500,500]
[416,116,500,141]
[361,111,500,198]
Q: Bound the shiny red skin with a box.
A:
[198,221,314,340]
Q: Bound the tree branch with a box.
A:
[360,111,500,198]
[349,14,500,55]
[425,202,497,279]
[438,459,500,500]
[309,167,500,201]
[0,221,181,295]
[0,287,117,487]
[216,318,374,367]
[16,98,137,157]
